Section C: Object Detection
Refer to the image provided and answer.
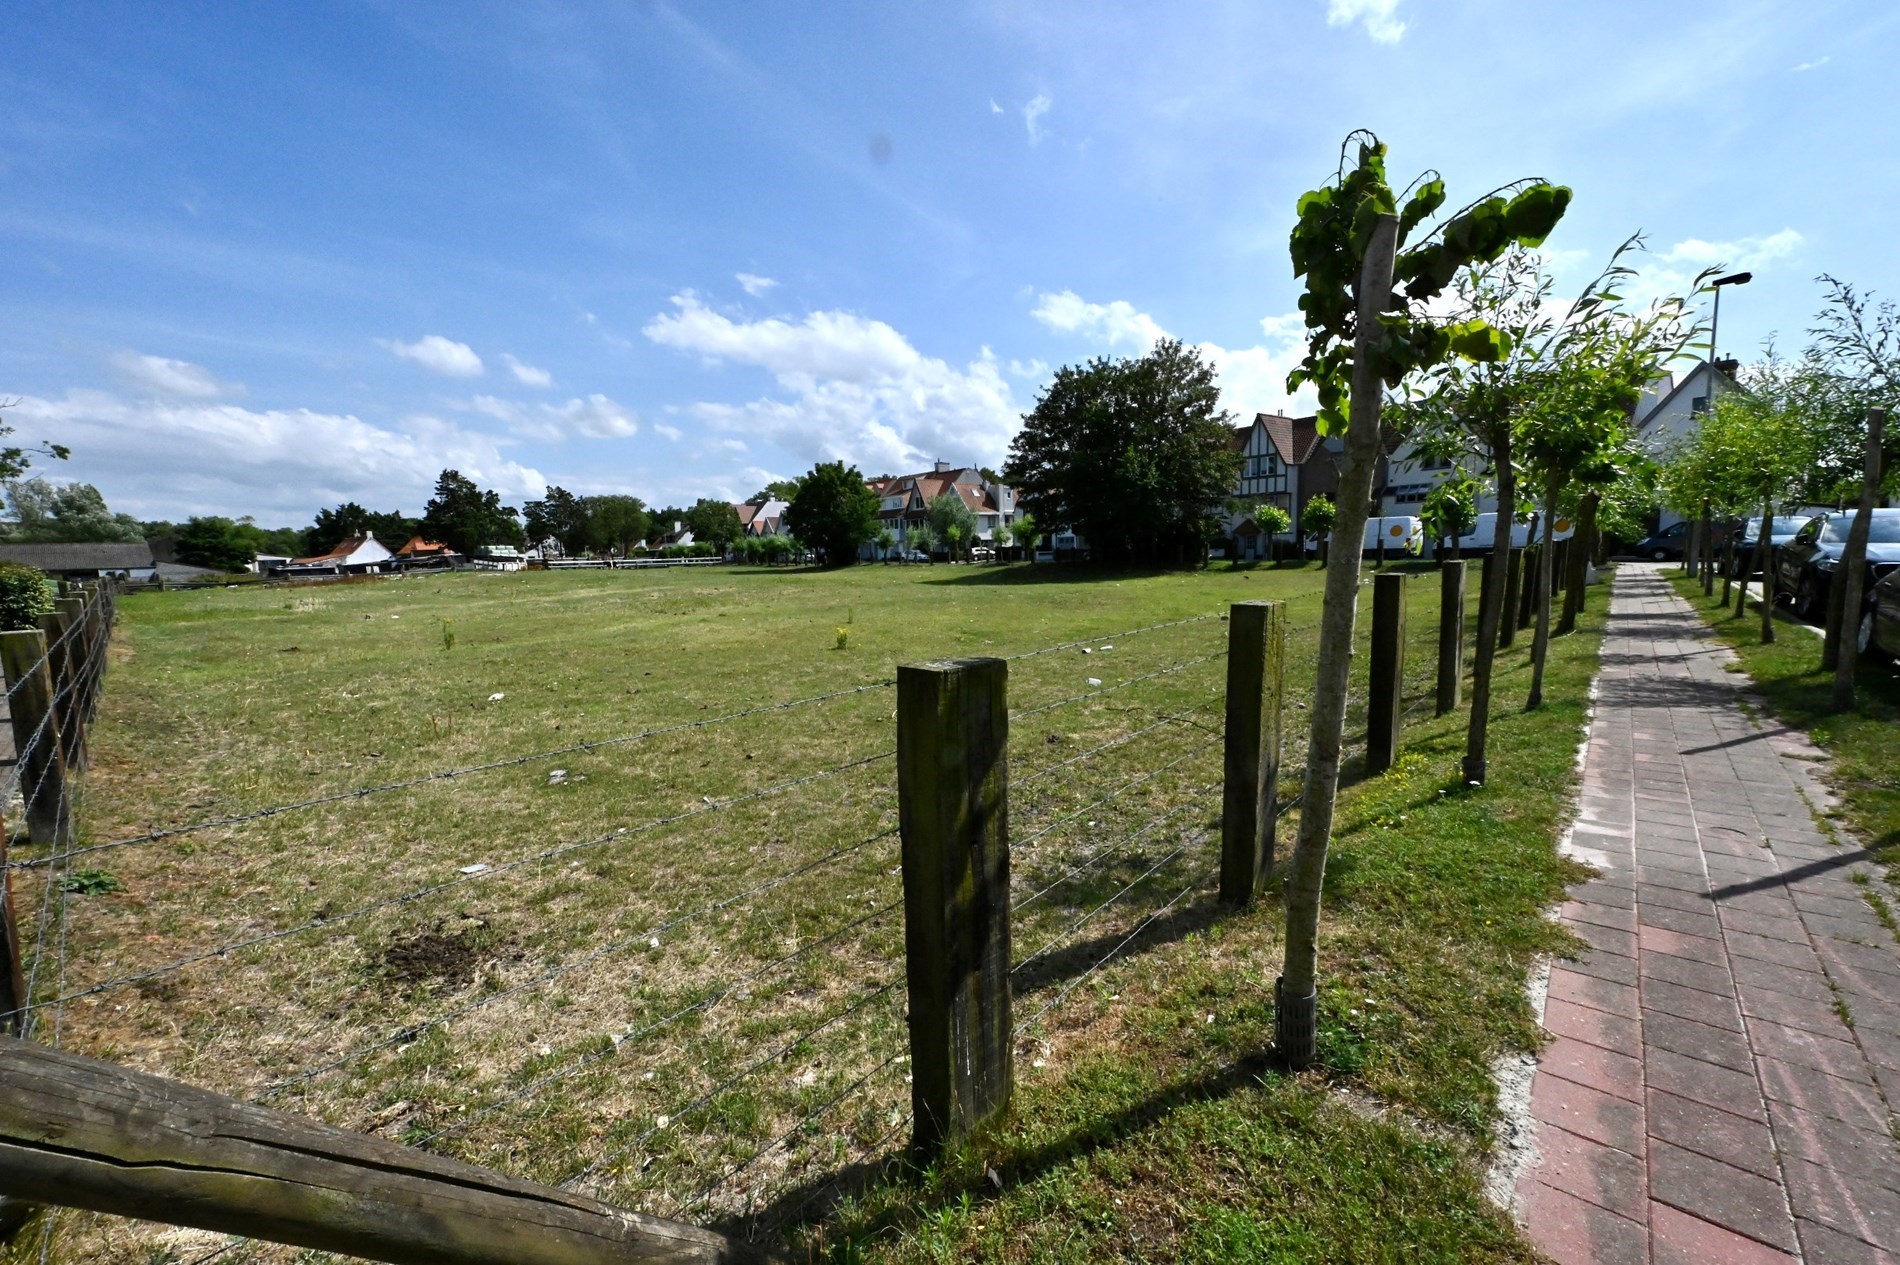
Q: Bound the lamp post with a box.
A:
[1695,271,1752,585]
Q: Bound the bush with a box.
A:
[0,563,53,631]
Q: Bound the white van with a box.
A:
[1325,516,1424,557]
[1452,512,1575,553]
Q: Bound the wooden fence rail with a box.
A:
[0,1035,780,1265]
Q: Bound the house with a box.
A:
[1222,413,1340,559]
[393,536,459,570]
[0,541,158,581]
[738,500,790,538]
[864,462,1018,557]
[1631,359,1740,455]
[283,532,395,577]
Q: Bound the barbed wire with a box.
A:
[1011,828,1212,984]
[565,976,904,1193]
[262,824,904,1101]
[1013,649,1226,721]
[1013,872,1212,1037]
[1002,613,1219,663]
[1010,746,1215,862]
[1014,710,1212,790]
[407,890,903,1137]
[4,678,902,873]
[681,1048,908,1218]
[1012,786,1217,917]
[22,751,896,1016]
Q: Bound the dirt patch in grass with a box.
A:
[377,915,519,990]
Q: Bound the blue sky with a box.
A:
[2,0,1892,526]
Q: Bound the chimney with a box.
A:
[934,459,951,474]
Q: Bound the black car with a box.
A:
[1630,519,1734,562]
[1774,509,1900,621]
[1729,515,1812,577]
[1858,567,1900,662]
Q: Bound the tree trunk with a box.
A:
[1527,472,1560,709]
[1463,444,1515,787]
[1831,408,1887,709]
[1559,490,1596,634]
[1720,513,1735,605]
[1278,210,1399,1071]
[1701,501,1716,595]
[1757,492,1776,644]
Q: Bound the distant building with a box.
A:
[284,532,395,577]
[865,461,1017,557]
[0,541,157,581]
[1222,413,1341,559]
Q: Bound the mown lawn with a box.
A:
[1665,571,1900,876]
[10,558,1604,1263]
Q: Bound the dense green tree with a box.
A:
[747,480,801,505]
[523,486,593,555]
[927,491,979,559]
[1004,340,1237,565]
[301,503,419,555]
[685,498,744,551]
[588,494,650,555]
[785,461,878,566]
[173,516,279,572]
[4,479,143,542]
[421,470,520,557]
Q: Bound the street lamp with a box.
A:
[1708,270,1752,379]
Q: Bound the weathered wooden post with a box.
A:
[37,611,81,774]
[1499,549,1522,649]
[897,657,1011,1159]
[0,817,24,1038]
[1220,601,1285,906]
[1436,559,1465,716]
[1366,573,1405,775]
[0,632,70,847]
[1516,545,1539,631]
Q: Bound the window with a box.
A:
[1420,455,1454,472]
[1691,395,1710,414]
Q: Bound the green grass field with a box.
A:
[12,558,1607,1263]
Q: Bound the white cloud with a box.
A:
[470,393,639,441]
[735,272,778,297]
[382,334,484,378]
[1031,291,1314,416]
[1326,0,1406,43]
[1006,357,1048,379]
[1031,290,1169,348]
[989,98,1004,115]
[1023,93,1052,145]
[1657,228,1805,271]
[644,293,1019,472]
[108,351,241,399]
[501,353,552,388]
[654,423,683,442]
[8,389,544,522]
[1792,56,1830,72]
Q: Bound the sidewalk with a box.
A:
[1516,565,1900,1264]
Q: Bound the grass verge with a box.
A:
[790,584,1609,1262]
[1664,571,1900,876]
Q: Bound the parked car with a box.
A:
[904,549,931,563]
[1728,515,1812,577]
[1774,509,1900,621]
[1861,568,1900,662]
[1630,520,1735,562]
[1451,511,1575,554]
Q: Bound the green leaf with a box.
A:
[1445,318,1513,363]
[1398,178,1446,242]
[1503,184,1573,247]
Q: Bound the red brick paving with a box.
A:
[1516,567,1900,1263]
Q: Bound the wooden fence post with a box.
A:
[0,1035,781,1264]
[0,819,24,1037]
[0,632,70,847]
[897,657,1011,1159]
[1499,549,1522,649]
[1516,545,1539,631]
[1436,560,1465,716]
[37,611,81,774]
[1220,601,1285,906]
[1366,573,1405,776]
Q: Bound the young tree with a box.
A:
[1004,340,1238,565]
[874,526,897,561]
[1010,511,1036,554]
[990,521,1012,561]
[1276,132,1571,1069]
[1418,473,1478,559]
[927,491,979,560]
[422,470,520,557]
[1252,503,1293,561]
[1300,493,1336,563]
[784,461,878,566]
